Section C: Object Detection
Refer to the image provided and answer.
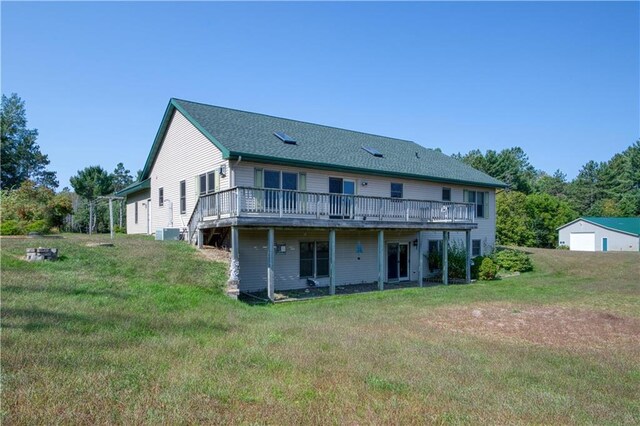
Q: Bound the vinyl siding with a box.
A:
[238,229,422,292]
[147,110,230,234]
[125,190,151,234]
[558,221,639,252]
[233,161,497,250]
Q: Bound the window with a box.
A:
[299,241,329,278]
[464,190,488,218]
[390,183,403,198]
[472,239,481,257]
[207,171,215,194]
[199,174,207,196]
[180,180,186,214]
[134,201,139,224]
[442,187,451,201]
[159,187,164,207]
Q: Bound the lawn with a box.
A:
[2,234,639,424]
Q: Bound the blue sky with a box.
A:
[2,2,638,188]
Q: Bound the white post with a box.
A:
[418,231,424,287]
[109,198,114,240]
[267,228,275,301]
[378,230,385,291]
[228,226,240,299]
[466,229,472,283]
[329,229,336,295]
[88,200,93,235]
[197,229,203,249]
[442,231,449,285]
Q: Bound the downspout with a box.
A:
[232,155,242,187]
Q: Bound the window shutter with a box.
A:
[299,173,307,191]
[484,191,490,219]
[195,176,199,197]
[254,168,263,188]
[463,190,468,203]
[215,170,221,192]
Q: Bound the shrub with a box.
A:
[0,220,23,235]
[114,225,126,234]
[493,249,533,272]
[479,257,498,281]
[471,255,486,280]
[24,219,50,234]
[447,242,468,279]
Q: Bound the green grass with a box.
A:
[2,234,639,424]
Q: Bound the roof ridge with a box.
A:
[171,97,419,146]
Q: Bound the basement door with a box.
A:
[387,243,409,281]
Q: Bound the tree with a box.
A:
[1,93,58,189]
[69,166,114,234]
[525,193,576,248]
[454,147,536,193]
[0,180,72,234]
[112,162,133,191]
[496,190,536,247]
[111,162,133,228]
[534,169,568,199]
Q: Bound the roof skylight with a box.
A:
[361,146,383,158]
[274,132,297,145]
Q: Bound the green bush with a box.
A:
[493,249,533,272]
[447,242,468,279]
[0,220,23,235]
[471,255,486,280]
[479,257,498,281]
[114,225,126,234]
[24,219,50,234]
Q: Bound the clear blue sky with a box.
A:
[2,1,638,189]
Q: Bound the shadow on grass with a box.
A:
[2,306,238,341]
[2,284,131,299]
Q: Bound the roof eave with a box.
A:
[139,99,232,181]
[114,178,150,197]
[557,217,640,237]
[228,151,507,189]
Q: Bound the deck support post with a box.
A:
[267,227,275,301]
[197,228,204,249]
[377,230,385,291]
[418,231,424,287]
[442,231,449,285]
[465,229,472,284]
[329,229,336,295]
[227,226,240,299]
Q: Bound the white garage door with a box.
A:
[570,233,596,251]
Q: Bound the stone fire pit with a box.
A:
[26,247,59,262]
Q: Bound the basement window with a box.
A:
[362,146,383,157]
[274,132,297,145]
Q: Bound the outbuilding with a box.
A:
[557,217,640,252]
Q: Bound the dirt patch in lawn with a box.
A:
[197,246,230,264]
[425,304,640,352]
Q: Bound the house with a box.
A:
[557,217,640,252]
[116,98,506,299]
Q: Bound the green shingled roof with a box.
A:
[114,178,150,197]
[582,217,640,236]
[141,98,507,188]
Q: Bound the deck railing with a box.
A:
[193,186,475,225]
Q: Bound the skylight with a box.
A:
[274,132,297,145]
[361,146,383,158]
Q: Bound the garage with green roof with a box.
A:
[557,217,640,252]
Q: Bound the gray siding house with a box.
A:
[117,98,506,299]
[557,217,640,252]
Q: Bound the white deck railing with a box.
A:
[194,187,476,224]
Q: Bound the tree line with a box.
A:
[453,143,640,248]
[2,92,638,244]
[1,93,136,234]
